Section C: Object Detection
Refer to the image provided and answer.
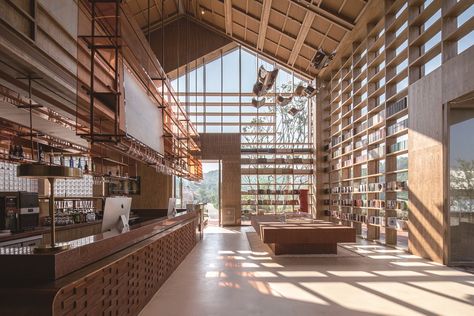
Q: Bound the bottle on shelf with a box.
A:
[38,144,45,163]
[18,145,24,160]
[78,158,82,170]
[9,143,15,158]
[69,156,74,168]
[59,153,65,166]
[84,159,89,174]
[49,150,54,165]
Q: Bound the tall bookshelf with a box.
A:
[317,0,473,246]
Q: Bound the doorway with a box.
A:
[447,93,474,265]
[178,160,221,226]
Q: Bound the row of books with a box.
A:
[244,189,301,195]
[387,119,408,136]
[243,158,313,164]
[331,130,354,147]
[331,211,368,223]
[331,211,386,226]
[242,199,300,205]
[331,211,407,229]
[368,128,385,143]
[330,199,386,208]
[368,110,386,127]
[331,181,407,194]
[389,139,408,153]
[386,180,408,191]
[386,97,407,117]
[354,154,368,164]
[354,139,368,149]
[241,148,313,154]
[332,148,342,158]
[386,199,408,210]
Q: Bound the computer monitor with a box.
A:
[167,198,176,217]
[101,197,132,233]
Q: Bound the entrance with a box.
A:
[448,94,474,265]
[178,161,221,226]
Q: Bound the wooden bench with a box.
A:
[251,215,356,255]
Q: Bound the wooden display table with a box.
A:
[252,215,356,255]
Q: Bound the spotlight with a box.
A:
[251,97,266,108]
[311,49,335,69]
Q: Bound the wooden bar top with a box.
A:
[0,212,198,281]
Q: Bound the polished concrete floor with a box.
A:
[140,226,474,316]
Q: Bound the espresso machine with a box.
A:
[0,192,39,232]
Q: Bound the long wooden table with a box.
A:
[252,215,356,255]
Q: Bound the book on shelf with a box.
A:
[386,97,407,117]
[387,217,397,228]
[386,200,408,210]
[368,216,385,226]
[386,180,407,191]
[389,139,407,153]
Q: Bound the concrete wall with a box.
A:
[408,46,474,264]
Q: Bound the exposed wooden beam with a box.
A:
[175,0,185,15]
[224,0,233,36]
[288,11,315,66]
[185,15,313,79]
[290,0,354,32]
[257,0,272,51]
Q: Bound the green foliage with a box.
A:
[184,169,219,207]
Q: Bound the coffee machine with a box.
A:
[0,192,39,232]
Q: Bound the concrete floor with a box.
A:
[140,226,474,316]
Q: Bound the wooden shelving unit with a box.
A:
[316,0,473,246]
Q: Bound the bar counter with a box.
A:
[0,211,199,316]
[0,220,102,244]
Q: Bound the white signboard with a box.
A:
[124,67,164,155]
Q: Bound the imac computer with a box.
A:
[167,198,176,217]
[101,197,132,233]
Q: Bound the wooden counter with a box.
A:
[0,211,199,316]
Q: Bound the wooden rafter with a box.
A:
[224,0,233,36]
[288,11,316,66]
[257,0,272,51]
[289,0,354,32]
[175,0,185,15]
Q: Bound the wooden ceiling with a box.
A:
[124,0,369,78]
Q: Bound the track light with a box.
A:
[252,97,266,108]
[276,95,293,106]
[312,49,335,69]
[288,107,301,116]
[253,66,279,97]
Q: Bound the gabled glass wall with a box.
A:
[172,46,315,222]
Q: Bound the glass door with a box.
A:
[448,104,474,264]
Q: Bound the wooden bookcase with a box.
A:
[316,0,472,246]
